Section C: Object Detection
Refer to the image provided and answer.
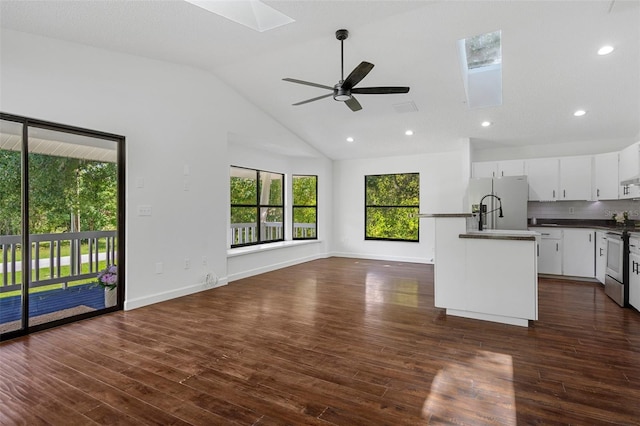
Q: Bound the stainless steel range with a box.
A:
[604,231,627,306]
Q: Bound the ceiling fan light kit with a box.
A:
[283,29,410,112]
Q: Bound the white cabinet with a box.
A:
[562,228,595,278]
[595,231,607,284]
[472,161,498,178]
[472,160,525,178]
[532,228,563,275]
[629,237,640,311]
[618,142,640,182]
[594,152,619,200]
[559,156,592,200]
[620,183,640,199]
[526,158,559,201]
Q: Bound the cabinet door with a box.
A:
[497,160,525,177]
[472,161,498,178]
[595,231,607,284]
[629,253,640,310]
[620,183,640,200]
[562,229,595,278]
[559,156,592,200]
[538,238,562,275]
[618,142,640,182]
[526,158,559,201]
[594,152,619,200]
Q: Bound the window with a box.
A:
[292,175,317,240]
[230,166,284,247]
[365,173,419,241]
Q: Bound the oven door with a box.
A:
[606,233,623,282]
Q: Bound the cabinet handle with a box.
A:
[553,190,556,198]
[589,234,592,243]
[563,189,566,198]
[556,242,559,251]
[537,245,539,257]
[597,189,600,197]
[501,171,504,177]
[542,233,550,236]
[599,248,603,256]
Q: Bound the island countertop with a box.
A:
[460,229,538,241]
[417,213,473,218]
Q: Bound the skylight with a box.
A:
[457,30,503,109]
[465,31,502,70]
[184,0,294,32]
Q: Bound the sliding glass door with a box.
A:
[0,114,125,340]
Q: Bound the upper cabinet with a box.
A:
[472,160,525,178]
[594,152,619,200]
[619,142,640,181]
[619,142,640,199]
[526,158,559,201]
[558,156,592,201]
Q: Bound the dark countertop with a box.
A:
[529,219,639,232]
[417,213,473,218]
[459,230,537,241]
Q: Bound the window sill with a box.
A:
[227,239,321,258]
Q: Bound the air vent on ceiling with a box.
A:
[392,101,419,114]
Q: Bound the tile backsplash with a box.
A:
[528,200,640,220]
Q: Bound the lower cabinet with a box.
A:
[538,235,562,275]
[562,229,595,278]
[595,231,607,284]
[531,227,596,279]
[629,237,640,310]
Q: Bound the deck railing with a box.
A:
[231,222,316,245]
[0,230,117,293]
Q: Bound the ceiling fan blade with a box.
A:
[351,86,410,95]
[292,93,333,106]
[342,61,374,90]
[345,96,362,112]
[283,78,334,91]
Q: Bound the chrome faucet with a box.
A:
[478,194,504,231]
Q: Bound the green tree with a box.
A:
[0,150,21,235]
[365,173,419,241]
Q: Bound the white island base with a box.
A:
[421,214,538,327]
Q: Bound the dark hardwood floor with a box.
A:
[1,257,639,425]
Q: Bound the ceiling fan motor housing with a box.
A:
[335,29,349,40]
[333,84,351,101]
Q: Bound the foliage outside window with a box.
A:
[230,166,284,247]
[292,175,317,240]
[365,173,419,241]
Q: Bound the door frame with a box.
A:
[0,112,126,341]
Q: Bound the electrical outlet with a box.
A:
[184,258,191,269]
[202,256,207,266]
[138,205,152,216]
[569,207,575,214]
[155,262,163,274]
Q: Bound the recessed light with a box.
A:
[405,130,414,136]
[346,137,354,142]
[597,45,614,55]
[481,121,492,127]
[574,110,586,117]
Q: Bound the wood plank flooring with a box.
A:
[1,257,639,425]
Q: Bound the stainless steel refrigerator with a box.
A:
[468,175,529,230]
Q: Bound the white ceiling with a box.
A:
[1,0,639,160]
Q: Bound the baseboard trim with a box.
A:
[329,251,432,264]
[227,253,329,282]
[124,278,228,311]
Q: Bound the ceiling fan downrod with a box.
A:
[336,29,349,83]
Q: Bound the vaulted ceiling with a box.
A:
[1,0,639,160]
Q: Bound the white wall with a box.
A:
[332,142,470,263]
[1,29,326,309]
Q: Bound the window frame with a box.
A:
[230,166,285,248]
[292,174,318,241]
[364,172,420,242]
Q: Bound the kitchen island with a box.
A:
[420,213,538,327]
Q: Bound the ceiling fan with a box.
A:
[283,29,410,112]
